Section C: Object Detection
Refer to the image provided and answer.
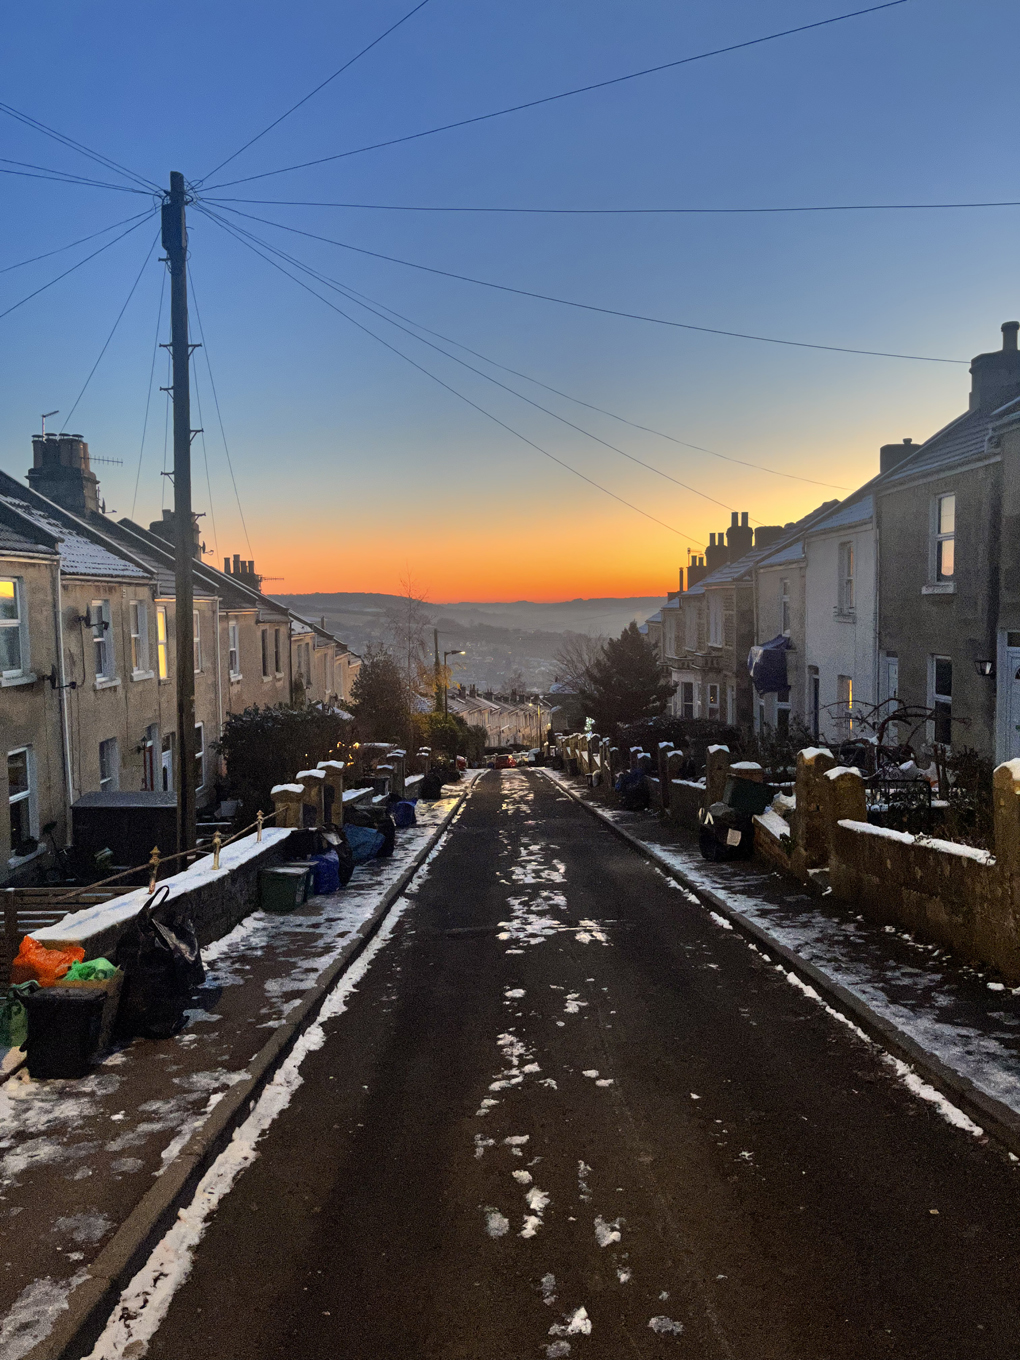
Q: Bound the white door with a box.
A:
[1007,647,1020,760]
[161,744,174,791]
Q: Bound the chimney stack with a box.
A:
[880,437,916,473]
[150,507,202,559]
[687,555,709,589]
[969,322,1020,411]
[754,525,785,550]
[28,432,100,515]
[726,509,753,559]
[705,532,730,573]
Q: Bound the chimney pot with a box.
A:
[730,511,738,527]
[740,511,749,527]
[224,557,230,574]
[1003,321,1019,351]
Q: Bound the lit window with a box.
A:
[8,747,34,857]
[228,620,240,677]
[130,600,149,675]
[932,656,952,745]
[99,737,119,791]
[838,542,855,614]
[156,607,168,680]
[936,494,955,580]
[91,600,114,679]
[707,682,720,719]
[194,723,205,789]
[193,609,202,673]
[0,579,25,676]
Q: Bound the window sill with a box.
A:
[1,671,37,688]
[94,676,121,691]
[833,609,856,622]
[261,674,275,683]
[922,582,955,595]
[8,845,44,870]
[229,673,243,685]
[131,669,155,682]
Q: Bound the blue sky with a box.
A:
[1,0,1018,598]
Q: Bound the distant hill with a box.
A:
[273,593,664,691]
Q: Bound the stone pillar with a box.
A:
[271,783,305,829]
[790,746,836,876]
[387,750,406,798]
[295,768,326,826]
[993,759,1020,875]
[657,742,673,810]
[705,745,732,805]
[317,760,345,825]
[629,746,644,772]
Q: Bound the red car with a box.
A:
[490,754,516,769]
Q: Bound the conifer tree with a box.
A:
[579,621,676,733]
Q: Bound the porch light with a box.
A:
[973,659,994,677]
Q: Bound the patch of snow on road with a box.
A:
[521,1185,551,1237]
[564,993,587,1014]
[0,1271,88,1360]
[549,1307,592,1337]
[617,1267,632,1283]
[513,1169,533,1184]
[649,1316,684,1335]
[594,1215,622,1247]
[484,1208,510,1238]
[504,988,526,999]
[540,1273,557,1305]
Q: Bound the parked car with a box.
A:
[489,753,516,769]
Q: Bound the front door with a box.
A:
[161,736,174,791]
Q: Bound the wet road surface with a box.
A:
[137,770,1019,1359]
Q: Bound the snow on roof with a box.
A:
[0,522,55,557]
[808,493,874,535]
[757,539,805,568]
[4,497,148,579]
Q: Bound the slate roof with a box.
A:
[756,539,804,568]
[3,497,149,579]
[806,493,874,535]
[879,400,1011,486]
[0,522,56,557]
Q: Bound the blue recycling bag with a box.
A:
[344,824,385,863]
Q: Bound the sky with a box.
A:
[1,0,1019,601]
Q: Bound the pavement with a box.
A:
[0,778,477,1360]
[67,768,1020,1360]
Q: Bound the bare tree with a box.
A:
[553,632,607,693]
[385,574,433,739]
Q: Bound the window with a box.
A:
[141,723,158,791]
[193,609,202,673]
[681,681,695,719]
[684,604,698,652]
[156,607,168,680]
[707,682,720,719]
[161,735,174,791]
[838,542,855,614]
[708,592,724,647]
[780,579,791,635]
[932,656,952,745]
[228,619,240,677]
[936,494,955,581]
[91,599,113,679]
[8,748,34,857]
[838,675,853,734]
[130,600,149,675]
[261,629,270,678]
[0,579,25,677]
[99,737,119,792]
[885,654,899,705]
[273,627,282,674]
[194,723,205,789]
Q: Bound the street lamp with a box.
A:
[443,650,465,716]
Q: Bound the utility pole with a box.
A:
[434,627,441,712]
[161,171,197,853]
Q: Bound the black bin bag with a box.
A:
[115,886,205,1040]
[24,988,106,1079]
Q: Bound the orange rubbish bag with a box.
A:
[11,936,86,986]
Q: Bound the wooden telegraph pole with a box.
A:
[161,172,197,852]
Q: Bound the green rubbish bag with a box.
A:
[0,981,40,1049]
[65,958,117,981]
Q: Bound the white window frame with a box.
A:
[194,722,205,789]
[838,542,855,616]
[707,592,724,648]
[780,578,791,636]
[7,745,37,862]
[935,493,956,582]
[91,598,115,682]
[0,577,27,680]
[931,655,953,746]
[228,619,240,680]
[193,609,202,674]
[98,736,120,792]
[156,606,168,681]
[130,599,151,678]
[838,674,853,735]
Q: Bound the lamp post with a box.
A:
[443,650,465,716]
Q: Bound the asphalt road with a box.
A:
[142,770,1019,1360]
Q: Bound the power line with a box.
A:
[199,207,762,515]
[190,352,221,564]
[64,229,161,427]
[0,212,156,324]
[199,0,434,183]
[0,157,151,194]
[1,210,154,276]
[0,100,161,193]
[202,1,910,190]
[198,206,703,544]
[209,203,966,363]
[131,266,168,521]
[186,266,255,558]
[206,194,1020,216]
